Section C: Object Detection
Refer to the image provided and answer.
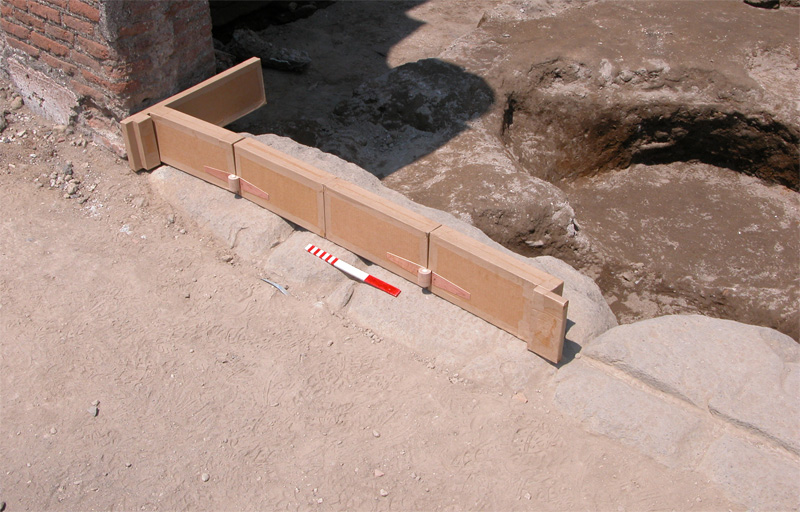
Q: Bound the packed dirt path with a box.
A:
[0,88,742,509]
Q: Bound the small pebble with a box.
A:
[11,96,23,110]
[88,406,98,417]
[125,462,132,467]
[372,430,380,438]
[166,214,175,224]
[91,400,100,407]
[221,254,233,263]
[374,469,384,477]
[379,489,388,497]
[184,292,190,299]
[201,473,210,482]
[326,340,334,347]
[50,427,57,435]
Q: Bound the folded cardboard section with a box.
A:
[428,225,568,362]
[120,57,266,171]
[324,180,440,283]
[119,58,571,363]
[149,106,243,188]
[163,57,265,127]
[234,137,335,236]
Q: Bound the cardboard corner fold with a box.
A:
[120,111,160,171]
[149,105,243,187]
[120,57,265,172]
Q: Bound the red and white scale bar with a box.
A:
[305,244,401,297]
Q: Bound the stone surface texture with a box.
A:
[555,314,800,511]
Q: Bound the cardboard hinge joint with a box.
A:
[204,165,269,201]
[386,252,470,300]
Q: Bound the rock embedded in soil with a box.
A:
[229,28,311,72]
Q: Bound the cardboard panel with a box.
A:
[428,225,567,363]
[120,111,160,171]
[149,106,243,188]
[324,180,440,282]
[162,57,265,127]
[234,138,335,236]
[119,58,264,171]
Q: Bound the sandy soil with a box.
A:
[0,83,742,510]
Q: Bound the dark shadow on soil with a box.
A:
[210,0,495,179]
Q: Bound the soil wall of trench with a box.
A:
[222,0,800,339]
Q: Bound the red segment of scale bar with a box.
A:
[364,275,401,297]
[305,244,401,297]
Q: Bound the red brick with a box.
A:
[117,21,150,38]
[68,0,99,22]
[41,52,78,76]
[61,12,93,35]
[129,2,154,16]
[69,48,102,71]
[107,79,139,96]
[45,22,75,44]
[0,18,31,40]
[43,0,68,8]
[5,0,29,11]
[70,79,105,102]
[30,31,69,56]
[2,4,44,30]
[80,67,107,86]
[103,59,150,80]
[6,36,41,58]
[77,35,111,60]
[79,68,138,98]
[29,1,61,23]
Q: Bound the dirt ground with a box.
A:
[0,78,744,512]
[562,161,800,339]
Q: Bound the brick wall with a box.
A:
[0,0,216,155]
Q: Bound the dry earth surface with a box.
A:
[2,0,799,510]
[0,83,742,510]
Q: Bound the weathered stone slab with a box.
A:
[263,230,357,292]
[699,434,800,511]
[556,314,800,510]
[149,166,294,263]
[583,315,800,455]
[554,362,711,469]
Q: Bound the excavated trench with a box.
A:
[210,0,799,340]
[499,97,800,339]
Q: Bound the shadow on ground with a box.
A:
[215,0,495,178]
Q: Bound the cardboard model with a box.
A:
[120,58,570,363]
